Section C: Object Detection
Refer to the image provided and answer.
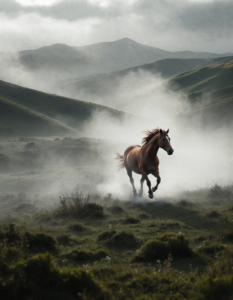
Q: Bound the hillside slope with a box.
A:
[59,57,220,100]
[169,57,233,124]
[0,97,79,136]
[0,80,128,130]
[15,38,231,79]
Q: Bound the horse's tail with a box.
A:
[116,146,138,170]
[115,152,125,170]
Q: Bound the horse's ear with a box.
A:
[167,129,169,134]
[160,129,163,135]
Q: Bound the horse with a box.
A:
[116,128,174,199]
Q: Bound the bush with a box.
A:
[106,231,139,247]
[56,234,72,246]
[56,193,105,219]
[205,210,222,218]
[68,222,87,232]
[221,229,233,241]
[134,233,192,262]
[98,230,117,241]
[138,212,150,220]
[106,205,124,215]
[0,253,108,300]
[122,217,140,225]
[198,243,225,255]
[66,250,108,262]
[177,199,193,207]
[208,184,232,200]
[24,232,57,253]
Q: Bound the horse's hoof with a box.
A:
[149,193,154,199]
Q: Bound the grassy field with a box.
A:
[0,183,233,300]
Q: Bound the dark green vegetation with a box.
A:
[1,184,233,299]
[60,57,217,100]
[0,79,128,136]
[170,56,233,125]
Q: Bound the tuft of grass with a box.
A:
[65,250,108,262]
[134,233,192,262]
[106,205,124,215]
[198,242,225,255]
[24,232,57,253]
[106,231,139,247]
[177,199,193,207]
[138,212,150,220]
[56,234,72,246]
[122,217,140,225]
[0,253,108,300]
[221,229,233,241]
[55,193,105,219]
[68,222,87,233]
[98,230,117,242]
[205,210,222,218]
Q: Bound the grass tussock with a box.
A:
[106,231,139,247]
[221,229,233,241]
[68,222,87,233]
[205,210,222,219]
[122,217,140,225]
[177,199,193,207]
[138,212,150,220]
[55,193,105,219]
[56,234,78,246]
[106,205,124,215]
[65,250,108,262]
[208,183,232,200]
[24,232,57,253]
[0,253,108,300]
[98,230,117,242]
[198,242,225,255]
[134,233,192,262]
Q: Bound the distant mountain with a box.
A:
[14,38,232,80]
[58,57,222,100]
[0,80,130,133]
[169,56,233,125]
[0,97,79,136]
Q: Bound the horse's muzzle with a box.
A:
[168,149,174,155]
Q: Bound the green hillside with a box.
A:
[0,97,79,136]
[0,80,128,130]
[169,57,233,123]
[60,57,218,99]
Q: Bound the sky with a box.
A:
[0,0,232,53]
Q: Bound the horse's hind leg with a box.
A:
[139,177,144,197]
[126,168,137,197]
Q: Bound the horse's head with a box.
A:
[158,129,174,155]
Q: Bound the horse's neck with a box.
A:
[143,135,159,158]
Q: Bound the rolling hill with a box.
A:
[0,97,79,136]
[0,80,128,132]
[13,38,232,80]
[58,57,221,100]
[169,56,233,124]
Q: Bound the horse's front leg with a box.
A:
[140,169,153,199]
[138,177,144,197]
[152,169,161,193]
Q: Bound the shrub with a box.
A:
[122,217,140,225]
[208,183,232,200]
[133,233,192,262]
[4,224,21,244]
[205,210,222,218]
[0,253,108,300]
[106,205,124,215]
[24,232,57,253]
[98,230,117,241]
[177,199,193,207]
[138,212,150,220]
[221,229,233,241]
[56,234,71,246]
[24,142,36,149]
[68,222,87,232]
[106,231,139,247]
[198,243,225,255]
[66,250,108,262]
[55,193,105,219]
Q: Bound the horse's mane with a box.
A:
[142,128,160,146]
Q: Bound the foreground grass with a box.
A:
[0,186,233,300]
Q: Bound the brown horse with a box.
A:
[116,128,174,199]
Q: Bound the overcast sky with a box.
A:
[0,0,232,53]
